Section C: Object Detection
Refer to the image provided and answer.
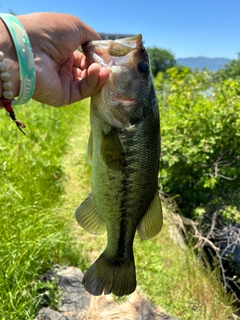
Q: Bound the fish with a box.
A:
[74,34,163,297]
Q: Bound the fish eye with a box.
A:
[138,62,149,74]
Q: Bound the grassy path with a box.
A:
[60,101,237,320]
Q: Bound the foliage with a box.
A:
[155,67,240,223]
[214,53,240,81]
[147,46,176,77]
[135,213,237,320]
[0,102,88,319]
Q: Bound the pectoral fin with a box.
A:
[101,128,126,171]
[137,191,163,240]
[74,193,106,234]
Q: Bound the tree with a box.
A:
[214,53,240,81]
[147,47,176,77]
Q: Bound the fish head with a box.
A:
[82,34,157,130]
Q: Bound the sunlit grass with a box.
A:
[134,212,236,320]
[0,101,88,319]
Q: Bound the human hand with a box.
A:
[18,12,109,107]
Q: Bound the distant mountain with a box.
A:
[176,57,230,72]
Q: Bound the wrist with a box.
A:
[0,19,20,98]
[0,14,36,105]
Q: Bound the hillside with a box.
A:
[177,57,230,71]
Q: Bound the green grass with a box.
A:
[134,215,237,320]
[0,101,89,319]
[0,99,238,319]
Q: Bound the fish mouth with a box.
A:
[82,34,143,67]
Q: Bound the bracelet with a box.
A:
[0,51,13,100]
[0,50,26,134]
[0,13,36,105]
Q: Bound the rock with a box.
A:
[36,266,90,320]
[37,308,68,320]
[88,291,178,320]
[36,266,177,320]
[56,266,91,316]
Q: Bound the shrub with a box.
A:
[155,67,240,223]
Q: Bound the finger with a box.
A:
[79,64,110,99]
[72,51,89,81]
[70,63,109,103]
[73,50,90,70]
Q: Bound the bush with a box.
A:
[155,67,240,223]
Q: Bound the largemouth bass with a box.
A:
[75,34,162,296]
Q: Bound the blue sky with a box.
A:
[1,0,239,59]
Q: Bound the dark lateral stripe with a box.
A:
[115,157,137,261]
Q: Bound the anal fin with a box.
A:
[137,191,163,240]
[74,193,106,234]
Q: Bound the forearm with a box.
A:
[0,19,20,98]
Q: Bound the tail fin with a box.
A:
[82,251,136,296]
